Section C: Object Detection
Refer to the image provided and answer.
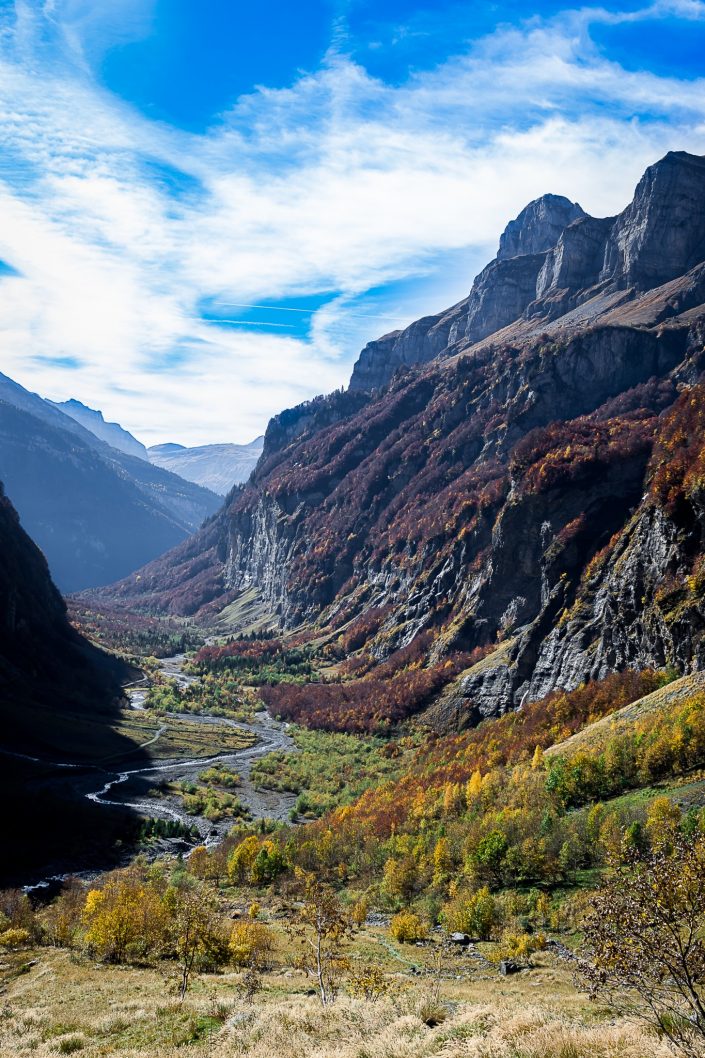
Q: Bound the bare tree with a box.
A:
[579,834,705,1057]
[290,871,355,1006]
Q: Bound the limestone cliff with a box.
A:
[99,151,705,728]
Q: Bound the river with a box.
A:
[91,652,298,840]
[21,653,298,891]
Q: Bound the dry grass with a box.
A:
[0,946,668,1058]
[111,710,254,760]
[546,670,705,761]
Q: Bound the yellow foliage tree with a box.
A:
[466,769,483,804]
[228,835,260,884]
[645,796,681,850]
[442,885,497,940]
[390,911,427,943]
[381,855,418,904]
[164,880,227,1000]
[188,845,210,880]
[290,870,355,1006]
[229,920,275,969]
[351,895,369,927]
[442,782,462,816]
[82,870,168,963]
[432,837,452,887]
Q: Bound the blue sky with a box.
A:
[0,0,704,444]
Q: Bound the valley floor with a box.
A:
[14,614,704,1058]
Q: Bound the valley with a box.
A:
[2,621,704,1058]
[5,151,705,1057]
[91,652,298,838]
[15,648,299,892]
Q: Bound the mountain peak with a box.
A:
[600,150,705,289]
[497,193,586,260]
[100,150,705,723]
[149,443,187,454]
[50,398,148,461]
[147,437,264,495]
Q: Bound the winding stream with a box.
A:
[87,653,298,841]
[21,654,297,890]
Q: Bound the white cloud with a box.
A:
[0,1,703,445]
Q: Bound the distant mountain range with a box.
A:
[0,374,266,590]
[48,397,263,495]
[50,398,149,460]
[148,438,264,495]
[0,374,221,591]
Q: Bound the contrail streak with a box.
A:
[214,303,409,321]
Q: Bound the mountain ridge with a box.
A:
[148,436,264,495]
[49,398,149,460]
[95,150,705,727]
[350,151,705,394]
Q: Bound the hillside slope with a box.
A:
[0,482,142,882]
[545,670,705,760]
[98,152,705,724]
[0,481,127,733]
[0,375,220,591]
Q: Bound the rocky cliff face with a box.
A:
[601,151,705,289]
[102,151,705,728]
[497,194,586,260]
[349,193,587,392]
[349,152,705,394]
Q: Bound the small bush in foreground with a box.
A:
[229,921,275,970]
[390,911,427,944]
[347,963,390,1001]
[0,927,31,948]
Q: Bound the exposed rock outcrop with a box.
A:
[100,151,705,729]
[349,306,466,393]
[349,195,586,392]
[601,151,705,289]
[497,194,586,260]
[350,152,705,394]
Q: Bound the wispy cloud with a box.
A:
[0,1,704,445]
